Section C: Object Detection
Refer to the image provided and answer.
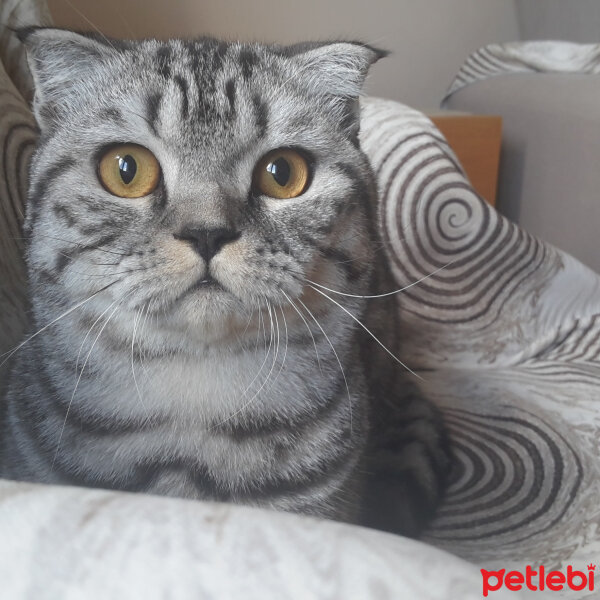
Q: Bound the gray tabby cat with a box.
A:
[0,28,449,536]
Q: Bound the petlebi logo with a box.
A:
[481,563,596,596]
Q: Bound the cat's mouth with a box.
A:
[186,274,224,294]
[163,272,240,317]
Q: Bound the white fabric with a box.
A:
[0,479,506,600]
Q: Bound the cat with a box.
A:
[0,27,450,536]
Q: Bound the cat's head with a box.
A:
[20,28,383,347]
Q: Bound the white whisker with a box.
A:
[308,285,424,381]
[297,297,353,435]
[59,0,118,51]
[138,302,152,375]
[51,294,127,470]
[0,281,117,369]
[307,261,455,299]
[281,290,323,375]
[211,303,275,429]
[131,305,150,419]
[75,295,122,371]
[268,304,288,390]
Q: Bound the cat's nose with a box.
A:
[174,226,240,263]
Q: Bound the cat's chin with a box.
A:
[154,286,259,347]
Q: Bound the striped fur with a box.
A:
[0,30,449,534]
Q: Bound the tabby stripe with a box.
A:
[30,353,155,436]
[240,436,356,501]
[333,160,376,237]
[239,48,258,79]
[24,157,73,234]
[75,194,103,213]
[155,45,172,78]
[225,79,236,116]
[252,94,268,139]
[98,108,125,126]
[52,203,77,227]
[146,92,163,136]
[210,40,228,73]
[217,371,348,442]
[318,244,362,281]
[30,157,73,207]
[371,439,445,499]
[7,391,62,473]
[174,75,189,119]
[54,232,122,274]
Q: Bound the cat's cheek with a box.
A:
[214,240,303,301]
[124,237,206,308]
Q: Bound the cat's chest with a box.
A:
[57,337,337,467]
[50,343,354,494]
[90,343,319,424]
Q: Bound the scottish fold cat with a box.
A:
[1,28,449,536]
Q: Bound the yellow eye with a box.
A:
[98,144,160,198]
[253,149,310,199]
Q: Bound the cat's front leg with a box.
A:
[360,379,451,537]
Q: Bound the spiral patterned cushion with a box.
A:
[360,97,600,575]
[0,0,46,383]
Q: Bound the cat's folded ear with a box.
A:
[281,41,387,99]
[17,27,116,128]
[281,41,387,139]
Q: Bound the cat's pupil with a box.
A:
[118,155,137,185]
[267,157,291,187]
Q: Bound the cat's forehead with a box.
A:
[26,31,379,146]
[130,39,293,110]
[142,38,271,80]
[96,40,310,141]
[88,39,328,169]
[138,41,276,124]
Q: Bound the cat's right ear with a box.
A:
[17,27,115,128]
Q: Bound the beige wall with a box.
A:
[47,0,519,108]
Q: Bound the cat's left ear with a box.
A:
[17,27,116,128]
[284,41,387,99]
[283,41,387,139]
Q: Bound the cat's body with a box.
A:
[1,29,449,534]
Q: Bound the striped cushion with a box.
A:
[360,97,600,572]
[443,40,600,102]
[0,6,38,379]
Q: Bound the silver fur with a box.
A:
[1,29,449,535]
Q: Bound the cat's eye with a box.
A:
[98,144,161,198]
[253,149,310,199]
